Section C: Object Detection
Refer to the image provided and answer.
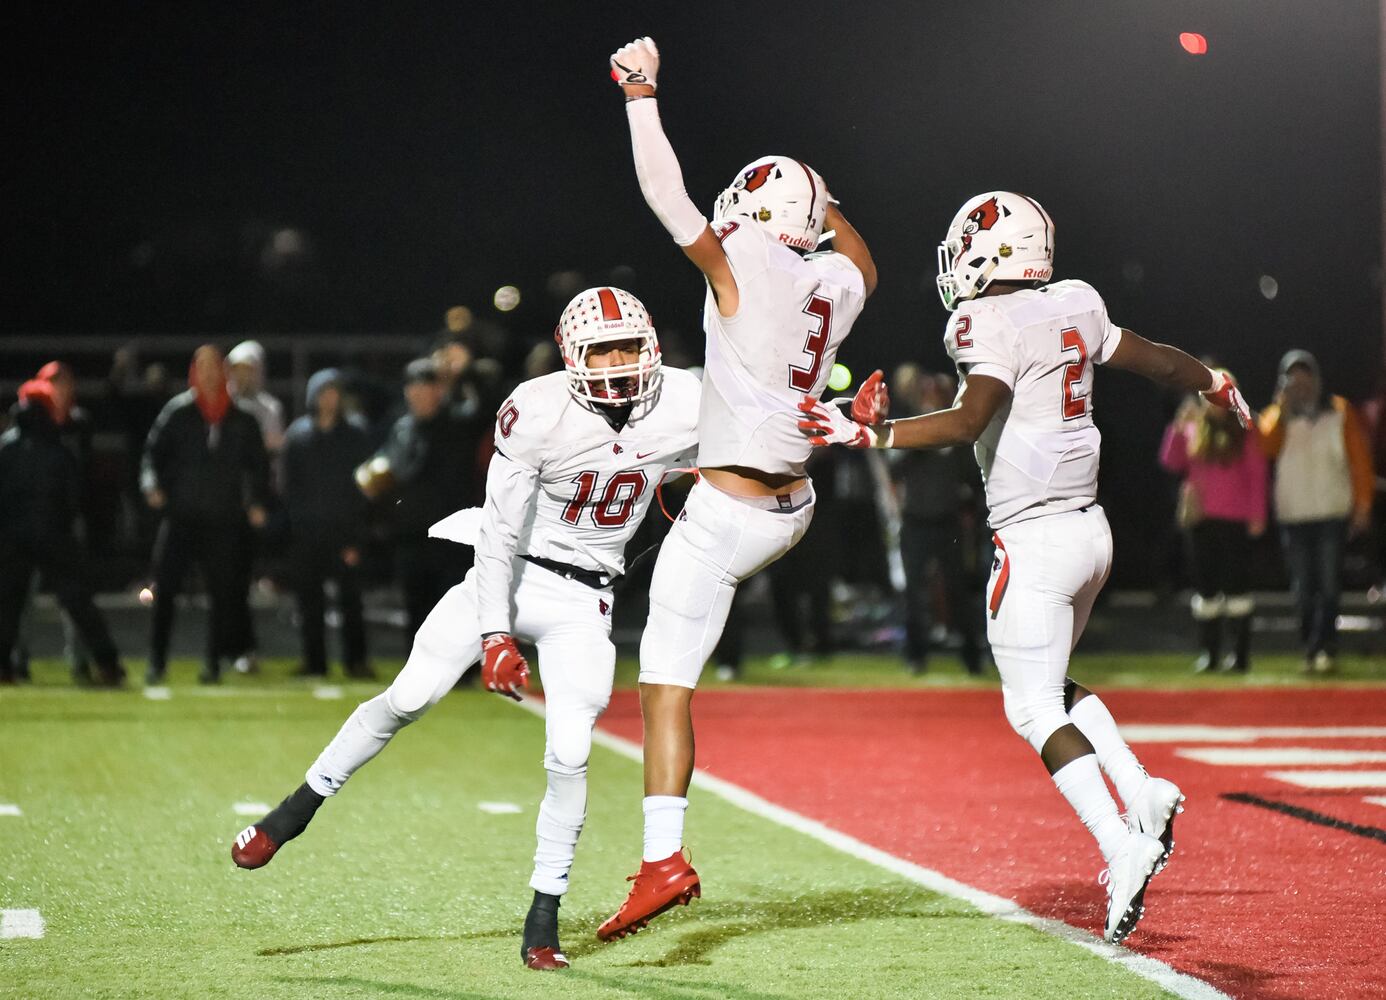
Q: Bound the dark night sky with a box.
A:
[6,1,1381,577]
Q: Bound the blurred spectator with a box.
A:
[358,358,480,646]
[283,369,372,679]
[109,347,174,553]
[1258,350,1374,673]
[227,340,286,452]
[226,339,285,672]
[891,366,984,675]
[141,345,271,684]
[524,340,563,381]
[1160,375,1267,672]
[0,380,125,686]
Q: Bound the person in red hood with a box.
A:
[140,345,270,685]
[0,380,126,686]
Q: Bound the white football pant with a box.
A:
[305,558,616,896]
[987,506,1112,753]
[639,478,815,688]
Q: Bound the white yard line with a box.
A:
[1266,770,1386,789]
[233,802,271,816]
[312,686,344,700]
[477,801,523,814]
[1121,724,1386,743]
[511,698,1229,1000]
[1176,747,1386,766]
[142,686,172,701]
[1,909,45,939]
[0,804,22,817]
[1364,796,1386,808]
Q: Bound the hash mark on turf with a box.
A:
[234,802,272,816]
[1,909,45,939]
[0,804,21,817]
[1222,792,1386,843]
[477,801,522,814]
[312,686,343,700]
[143,686,172,700]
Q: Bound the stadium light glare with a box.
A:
[1179,32,1208,55]
[493,285,521,312]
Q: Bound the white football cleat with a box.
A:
[1127,777,1184,873]
[1101,831,1165,944]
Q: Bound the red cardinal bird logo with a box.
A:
[741,163,776,192]
[959,196,1002,256]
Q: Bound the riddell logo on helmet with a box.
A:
[1024,267,1053,279]
[778,233,817,249]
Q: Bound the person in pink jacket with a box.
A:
[1160,379,1268,671]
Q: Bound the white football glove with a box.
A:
[610,36,659,90]
[1202,369,1252,428]
[797,396,886,449]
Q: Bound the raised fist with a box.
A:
[850,369,890,425]
[610,36,659,91]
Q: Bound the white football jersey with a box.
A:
[944,279,1124,529]
[474,369,700,634]
[697,221,866,477]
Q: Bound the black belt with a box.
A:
[521,554,614,590]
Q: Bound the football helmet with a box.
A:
[556,286,662,406]
[712,156,831,252]
[936,191,1054,310]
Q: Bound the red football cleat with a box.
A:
[596,850,700,941]
[523,946,570,970]
[231,824,281,869]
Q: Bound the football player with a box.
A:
[599,37,878,940]
[231,287,700,970]
[800,191,1251,945]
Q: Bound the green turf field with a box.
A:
[0,657,1221,1000]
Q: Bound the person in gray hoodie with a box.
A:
[282,369,373,678]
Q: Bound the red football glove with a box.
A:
[850,369,890,425]
[797,396,881,449]
[481,633,530,701]
[1202,369,1252,428]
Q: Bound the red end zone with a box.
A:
[598,687,1386,1000]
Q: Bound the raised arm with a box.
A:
[610,37,739,316]
[823,203,877,298]
[1105,330,1250,426]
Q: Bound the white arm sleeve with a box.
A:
[625,98,708,247]
[474,449,540,635]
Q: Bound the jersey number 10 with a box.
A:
[561,470,648,528]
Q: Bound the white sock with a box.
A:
[530,767,586,896]
[642,795,688,862]
[1068,694,1148,805]
[1051,755,1128,862]
[305,694,407,797]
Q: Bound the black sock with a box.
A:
[259,783,325,845]
[522,891,562,957]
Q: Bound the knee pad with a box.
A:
[1002,684,1072,754]
[544,711,594,777]
[358,692,413,736]
[1191,593,1227,620]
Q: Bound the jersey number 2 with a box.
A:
[788,294,833,393]
[1059,328,1090,420]
[561,470,648,528]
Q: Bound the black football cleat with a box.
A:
[230,783,324,870]
[522,891,569,970]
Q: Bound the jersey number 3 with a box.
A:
[561,470,648,528]
[788,295,833,393]
[1059,327,1090,420]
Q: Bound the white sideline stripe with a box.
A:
[1364,796,1386,808]
[1267,770,1386,789]
[312,686,344,700]
[509,699,1229,1000]
[233,802,271,816]
[477,801,523,815]
[143,686,172,700]
[1,909,45,939]
[1122,725,1386,743]
[0,804,21,817]
[1176,747,1386,767]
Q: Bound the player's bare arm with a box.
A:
[612,37,740,316]
[823,202,877,298]
[798,372,1010,450]
[1106,330,1251,425]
